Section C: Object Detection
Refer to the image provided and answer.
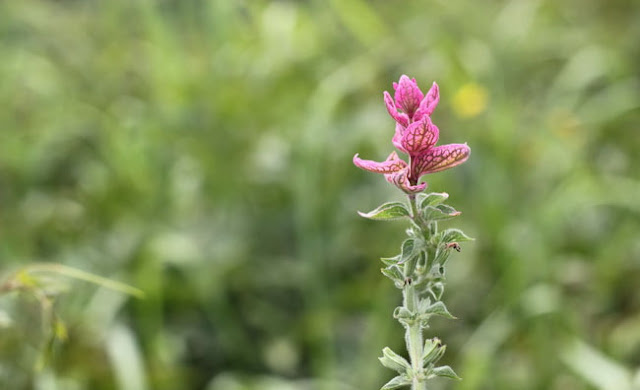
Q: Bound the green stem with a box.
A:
[403,285,426,390]
[406,194,427,390]
[408,194,421,227]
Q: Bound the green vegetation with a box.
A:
[1,1,639,389]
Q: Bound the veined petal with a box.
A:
[412,143,470,177]
[353,152,407,174]
[392,123,408,154]
[414,82,440,120]
[384,91,410,127]
[394,75,424,118]
[385,168,427,194]
[401,117,439,155]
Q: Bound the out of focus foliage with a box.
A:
[1,0,639,389]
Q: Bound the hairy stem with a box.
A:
[406,194,426,390]
[403,285,426,390]
[408,194,422,227]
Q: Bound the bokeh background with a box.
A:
[1,1,639,389]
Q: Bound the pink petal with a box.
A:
[384,91,410,127]
[394,75,424,118]
[401,117,439,155]
[414,82,440,120]
[392,123,408,153]
[353,152,407,174]
[412,143,471,178]
[385,168,427,194]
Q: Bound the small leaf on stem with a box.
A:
[398,238,417,264]
[422,301,457,319]
[422,204,461,221]
[422,338,446,364]
[432,247,450,266]
[441,228,474,243]
[417,297,433,312]
[379,347,411,374]
[381,266,405,288]
[380,254,401,266]
[358,202,410,220]
[380,374,411,390]
[417,192,449,208]
[393,306,414,321]
[431,365,461,380]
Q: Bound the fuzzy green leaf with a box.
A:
[432,248,450,266]
[431,365,461,380]
[381,266,404,288]
[393,306,414,321]
[417,297,432,312]
[422,204,461,221]
[380,374,411,390]
[358,202,410,221]
[441,228,474,243]
[417,192,449,208]
[379,347,411,374]
[381,265,403,281]
[423,301,456,319]
[399,239,423,278]
[399,238,418,264]
[380,254,401,266]
[422,338,446,364]
[393,306,416,327]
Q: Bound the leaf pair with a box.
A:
[357,193,463,224]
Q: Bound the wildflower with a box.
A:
[354,75,470,193]
[354,75,471,388]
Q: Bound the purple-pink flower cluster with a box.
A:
[354,75,470,193]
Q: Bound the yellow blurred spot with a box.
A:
[55,319,68,341]
[452,83,489,118]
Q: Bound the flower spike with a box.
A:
[355,76,470,193]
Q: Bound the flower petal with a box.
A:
[392,123,408,153]
[401,117,439,155]
[412,143,470,177]
[384,91,410,127]
[414,82,440,120]
[353,152,407,174]
[385,168,427,194]
[394,75,424,118]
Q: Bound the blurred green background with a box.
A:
[1,0,639,389]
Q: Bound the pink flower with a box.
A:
[354,76,470,194]
[384,75,440,124]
